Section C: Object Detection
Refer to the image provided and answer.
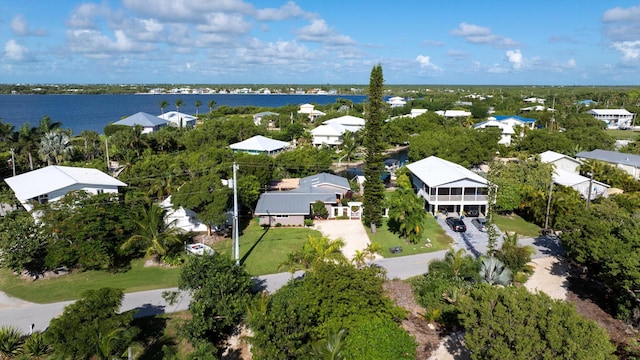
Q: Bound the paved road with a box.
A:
[0,228,562,334]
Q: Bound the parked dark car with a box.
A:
[445,217,467,232]
[471,218,487,232]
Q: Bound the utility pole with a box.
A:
[586,172,594,209]
[105,138,111,172]
[544,180,554,233]
[232,162,240,265]
[9,148,15,177]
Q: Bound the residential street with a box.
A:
[0,228,561,334]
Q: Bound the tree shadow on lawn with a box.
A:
[239,226,269,265]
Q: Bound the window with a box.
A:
[38,194,49,204]
[97,189,104,194]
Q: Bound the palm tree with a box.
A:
[38,130,73,165]
[17,122,39,170]
[339,130,359,162]
[479,257,512,285]
[0,326,24,359]
[278,252,306,279]
[97,327,140,360]
[159,100,168,114]
[429,248,478,280]
[195,99,202,116]
[351,249,367,269]
[294,235,346,270]
[208,99,216,113]
[364,242,382,264]
[37,115,61,134]
[175,99,183,114]
[120,203,184,261]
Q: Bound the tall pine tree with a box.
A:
[363,64,386,233]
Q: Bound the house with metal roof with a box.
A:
[435,110,472,119]
[406,156,490,215]
[311,115,365,146]
[552,169,609,200]
[387,96,406,108]
[586,109,635,129]
[297,103,326,122]
[229,135,290,155]
[5,165,127,212]
[252,111,280,126]
[157,111,197,128]
[576,149,640,179]
[539,150,582,174]
[254,173,354,226]
[472,115,536,145]
[112,112,169,133]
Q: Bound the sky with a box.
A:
[3,1,640,85]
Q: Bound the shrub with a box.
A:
[412,273,469,328]
[342,316,416,360]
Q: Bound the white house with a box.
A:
[297,103,326,121]
[5,165,127,212]
[473,115,536,145]
[539,150,582,174]
[112,112,169,133]
[161,196,208,232]
[387,96,407,108]
[410,109,428,118]
[473,119,515,145]
[435,110,472,119]
[157,111,197,128]
[520,105,555,113]
[406,156,490,215]
[523,97,545,104]
[586,109,635,129]
[252,111,280,126]
[553,169,609,200]
[311,115,365,146]
[229,135,290,155]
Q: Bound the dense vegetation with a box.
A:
[1,82,640,357]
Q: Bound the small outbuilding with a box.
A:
[229,135,290,155]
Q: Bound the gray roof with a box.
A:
[113,112,169,127]
[254,172,348,215]
[576,149,640,167]
[254,192,335,215]
[298,173,350,191]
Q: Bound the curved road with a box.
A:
[0,233,561,334]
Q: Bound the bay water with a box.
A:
[0,94,366,135]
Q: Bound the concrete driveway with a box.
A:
[436,215,503,257]
[312,219,372,261]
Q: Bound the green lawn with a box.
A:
[0,259,180,303]
[493,213,541,238]
[606,129,639,140]
[210,220,322,275]
[367,217,453,257]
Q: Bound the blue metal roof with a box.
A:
[493,115,536,123]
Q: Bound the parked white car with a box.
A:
[185,243,215,256]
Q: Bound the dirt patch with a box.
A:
[384,279,442,359]
[193,233,228,246]
[566,275,638,352]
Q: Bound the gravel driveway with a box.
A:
[312,219,372,261]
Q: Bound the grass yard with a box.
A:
[367,217,453,257]
[0,258,180,303]
[606,129,639,140]
[493,213,541,238]
[210,220,322,275]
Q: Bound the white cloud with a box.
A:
[506,49,523,70]
[4,39,30,61]
[256,1,314,21]
[66,29,155,55]
[197,13,251,34]
[121,0,254,22]
[611,40,640,62]
[416,55,441,71]
[297,19,355,46]
[451,22,520,48]
[11,14,48,36]
[67,3,112,29]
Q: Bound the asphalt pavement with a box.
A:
[0,219,563,334]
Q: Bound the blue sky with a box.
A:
[3,1,640,85]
